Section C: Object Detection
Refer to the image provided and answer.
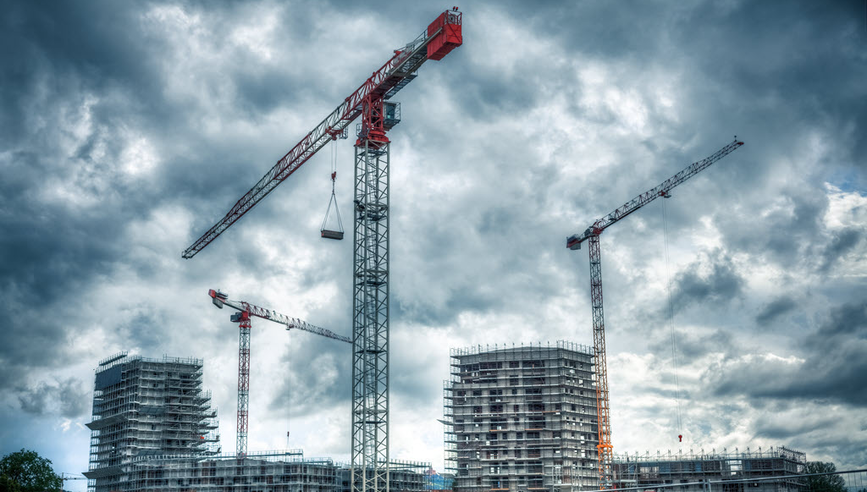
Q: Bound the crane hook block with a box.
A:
[427,9,463,60]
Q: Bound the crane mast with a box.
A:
[209,289,351,457]
[349,14,461,492]
[186,11,462,492]
[566,139,744,488]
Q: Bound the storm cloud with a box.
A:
[1,0,866,485]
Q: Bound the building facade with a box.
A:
[611,447,807,492]
[85,352,220,491]
[444,342,600,492]
[123,452,338,492]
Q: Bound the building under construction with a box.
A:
[95,450,427,492]
[84,352,429,492]
[84,352,221,490]
[337,461,431,492]
[611,447,807,492]
[122,451,338,492]
[444,342,600,492]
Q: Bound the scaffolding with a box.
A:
[84,352,433,492]
[444,342,599,492]
[126,452,338,492]
[85,353,220,492]
[611,447,807,492]
[338,460,431,492]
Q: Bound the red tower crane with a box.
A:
[566,139,744,488]
[186,11,462,492]
[181,10,462,259]
[208,289,350,457]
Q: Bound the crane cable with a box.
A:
[661,198,684,440]
[286,357,292,451]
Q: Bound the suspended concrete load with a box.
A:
[321,171,344,240]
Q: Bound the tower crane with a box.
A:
[185,10,462,492]
[566,139,744,488]
[61,473,87,486]
[208,289,350,457]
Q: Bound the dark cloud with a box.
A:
[756,297,798,326]
[17,378,89,418]
[751,407,836,440]
[1,0,866,480]
[653,329,735,361]
[819,228,862,273]
[269,337,351,418]
[669,250,744,314]
[704,302,867,407]
[808,301,867,342]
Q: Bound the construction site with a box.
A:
[84,352,431,492]
[77,7,813,492]
[442,344,810,492]
[611,447,807,492]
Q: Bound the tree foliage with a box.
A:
[0,449,62,492]
[805,461,846,492]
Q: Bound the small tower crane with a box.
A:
[566,139,744,488]
[208,289,350,457]
[186,10,462,492]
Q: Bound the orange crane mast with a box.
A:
[566,139,744,488]
[209,289,350,457]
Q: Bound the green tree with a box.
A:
[804,461,846,492]
[0,449,63,492]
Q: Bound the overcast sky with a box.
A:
[1,1,866,488]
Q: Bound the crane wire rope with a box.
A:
[661,197,684,440]
[286,355,292,450]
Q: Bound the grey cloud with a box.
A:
[17,378,89,418]
[808,301,867,343]
[819,228,862,273]
[673,330,734,360]
[669,250,744,314]
[269,337,351,418]
[756,297,798,326]
[752,409,836,441]
[704,302,867,407]
[2,0,867,475]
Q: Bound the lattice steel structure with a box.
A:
[587,235,613,486]
[236,315,251,457]
[209,289,351,458]
[351,96,393,492]
[566,140,744,488]
[181,11,462,492]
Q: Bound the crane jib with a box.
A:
[182,10,462,259]
[208,289,352,343]
[566,139,743,250]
